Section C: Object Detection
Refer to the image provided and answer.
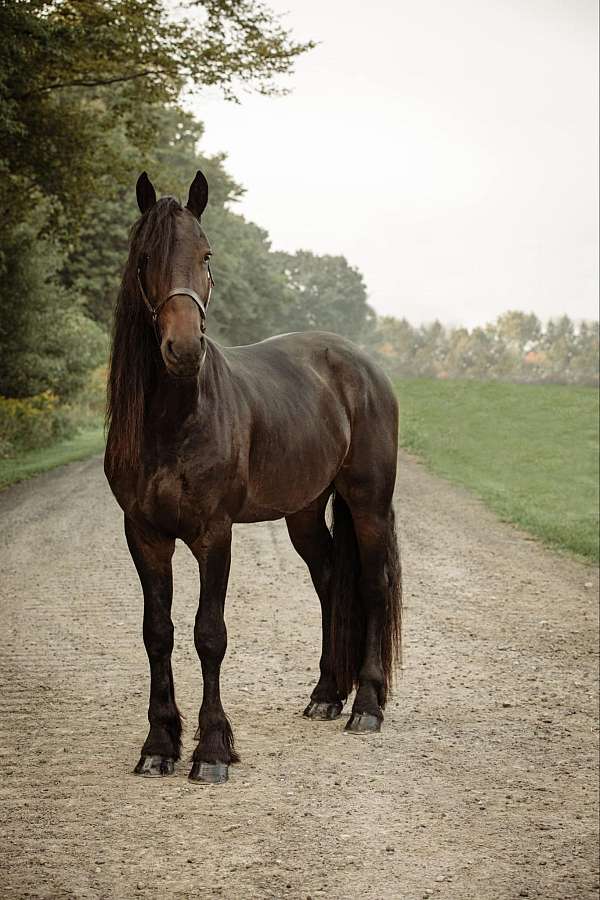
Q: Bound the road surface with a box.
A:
[0,453,598,899]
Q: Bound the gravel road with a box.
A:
[0,453,598,900]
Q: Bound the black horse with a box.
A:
[105,171,402,784]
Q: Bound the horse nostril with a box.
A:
[166,339,179,360]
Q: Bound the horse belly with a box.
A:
[238,422,349,522]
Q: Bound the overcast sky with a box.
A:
[186,0,598,326]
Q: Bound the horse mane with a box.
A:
[106,197,183,476]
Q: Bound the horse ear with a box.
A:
[136,172,157,215]
[186,170,208,220]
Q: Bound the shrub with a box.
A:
[0,391,73,457]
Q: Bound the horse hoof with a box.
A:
[189,761,229,784]
[133,755,175,777]
[344,712,382,734]
[303,700,343,720]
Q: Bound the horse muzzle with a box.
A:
[162,337,204,378]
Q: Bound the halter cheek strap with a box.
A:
[137,265,214,342]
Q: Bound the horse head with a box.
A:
[135,170,213,378]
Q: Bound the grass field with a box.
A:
[395,379,599,563]
[0,426,105,491]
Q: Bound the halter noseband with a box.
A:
[137,263,215,342]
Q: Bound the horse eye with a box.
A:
[203,253,212,263]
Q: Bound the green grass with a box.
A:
[394,379,599,563]
[0,426,106,490]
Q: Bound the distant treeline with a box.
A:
[0,3,597,458]
[370,314,599,386]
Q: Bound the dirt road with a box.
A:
[0,453,598,900]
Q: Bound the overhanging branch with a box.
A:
[19,70,165,98]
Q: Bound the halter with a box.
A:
[137,262,215,343]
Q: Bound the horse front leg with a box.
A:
[124,516,180,776]
[188,522,239,784]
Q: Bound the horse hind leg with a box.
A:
[329,483,402,734]
[285,496,345,720]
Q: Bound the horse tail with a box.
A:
[329,492,402,705]
[380,506,403,704]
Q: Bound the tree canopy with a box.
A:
[0,2,384,413]
[0,0,596,454]
[0,0,312,232]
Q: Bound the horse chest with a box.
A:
[138,466,185,533]
[136,458,220,537]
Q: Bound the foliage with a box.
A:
[0,219,107,399]
[374,311,599,386]
[395,378,600,562]
[65,106,376,347]
[3,0,593,488]
[0,0,313,233]
[0,362,106,460]
[271,250,376,343]
[0,391,69,457]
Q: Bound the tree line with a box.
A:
[0,0,373,452]
[371,313,599,386]
[0,2,597,456]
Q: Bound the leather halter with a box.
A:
[137,263,214,342]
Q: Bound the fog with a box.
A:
[187,0,598,326]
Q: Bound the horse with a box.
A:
[104,170,402,784]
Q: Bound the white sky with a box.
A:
[186,0,599,326]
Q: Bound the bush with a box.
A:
[0,391,73,457]
[0,367,106,458]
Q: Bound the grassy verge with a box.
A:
[394,379,599,563]
[0,426,105,490]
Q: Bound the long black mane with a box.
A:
[106,197,184,475]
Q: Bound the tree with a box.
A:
[496,311,542,352]
[571,321,600,385]
[272,250,376,343]
[543,315,577,381]
[413,321,449,377]
[0,0,314,233]
[61,105,290,343]
[0,220,106,399]
[0,1,314,401]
